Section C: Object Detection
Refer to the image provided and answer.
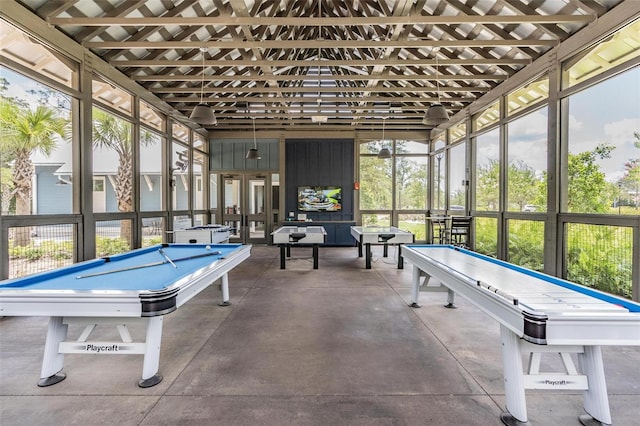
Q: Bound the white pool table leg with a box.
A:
[444,288,457,308]
[38,316,68,386]
[219,273,230,306]
[578,345,612,426]
[409,265,422,308]
[500,324,528,425]
[139,316,163,388]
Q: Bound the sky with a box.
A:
[567,67,640,182]
[476,67,639,184]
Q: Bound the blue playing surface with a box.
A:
[0,244,242,292]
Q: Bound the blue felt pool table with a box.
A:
[0,243,251,388]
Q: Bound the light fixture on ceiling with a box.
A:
[246,116,261,160]
[423,47,450,126]
[189,47,217,125]
[377,117,391,159]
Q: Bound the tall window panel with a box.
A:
[359,141,392,211]
[139,130,164,211]
[210,173,219,213]
[172,142,189,211]
[431,138,445,211]
[448,143,466,210]
[474,128,500,211]
[1,19,79,279]
[91,107,134,214]
[507,107,548,212]
[565,67,639,214]
[1,67,73,216]
[193,150,206,210]
[395,156,427,211]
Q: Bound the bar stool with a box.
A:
[447,216,472,248]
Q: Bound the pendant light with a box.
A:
[423,48,450,126]
[377,117,391,159]
[246,116,261,160]
[189,47,217,125]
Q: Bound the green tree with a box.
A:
[475,159,499,210]
[0,166,14,214]
[0,97,69,245]
[92,108,154,245]
[617,132,640,210]
[508,160,541,211]
[395,142,427,210]
[359,141,392,211]
[567,143,614,213]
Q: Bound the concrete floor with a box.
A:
[1,245,638,426]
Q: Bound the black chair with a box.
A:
[429,217,449,244]
[448,216,472,248]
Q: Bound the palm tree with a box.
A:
[92,108,154,246]
[0,98,69,245]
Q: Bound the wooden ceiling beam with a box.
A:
[112,58,532,67]
[133,73,507,82]
[85,39,558,49]
[49,15,594,26]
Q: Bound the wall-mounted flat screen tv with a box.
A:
[297,186,342,211]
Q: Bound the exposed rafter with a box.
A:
[4,0,623,131]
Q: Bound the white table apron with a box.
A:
[402,246,640,426]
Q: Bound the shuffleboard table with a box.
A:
[0,243,251,388]
[350,226,415,269]
[401,244,640,426]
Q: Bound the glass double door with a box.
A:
[222,174,270,244]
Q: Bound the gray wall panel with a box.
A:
[285,139,354,221]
